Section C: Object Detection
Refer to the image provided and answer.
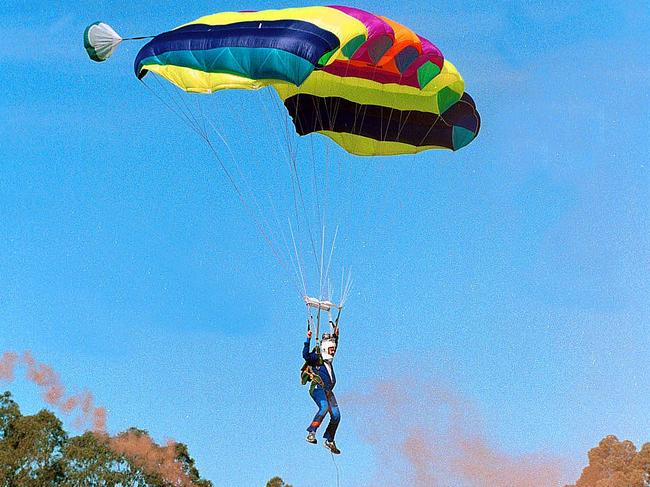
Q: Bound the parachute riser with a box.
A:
[304,295,342,346]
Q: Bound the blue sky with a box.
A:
[1,0,649,485]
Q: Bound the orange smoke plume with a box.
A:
[345,379,566,487]
[0,352,18,381]
[0,350,200,486]
[108,430,196,487]
[0,350,106,432]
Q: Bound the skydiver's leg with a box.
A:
[307,387,329,433]
[323,392,340,441]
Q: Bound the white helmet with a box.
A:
[320,334,337,361]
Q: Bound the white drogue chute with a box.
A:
[84,22,123,62]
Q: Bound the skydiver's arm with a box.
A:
[303,337,311,360]
[330,319,340,343]
[333,308,341,338]
[303,337,318,363]
[303,337,321,365]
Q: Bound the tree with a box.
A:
[567,435,650,487]
[0,390,290,486]
[60,431,147,486]
[0,390,213,486]
[0,407,67,486]
[0,391,20,439]
[266,477,293,487]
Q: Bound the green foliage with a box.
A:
[0,390,214,487]
[0,391,21,439]
[0,390,289,487]
[59,431,146,486]
[0,406,67,486]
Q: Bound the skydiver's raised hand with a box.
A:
[331,322,339,337]
[306,330,312,339]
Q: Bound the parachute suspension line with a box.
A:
[144,76,205,140]
[267,86,300,170]
[197,136,293,276]
[264,89,305,264]
[395,107,414,142]
[318,222,327,299]
[326,54,354,147]
[289,218,308,299]
[260,87,294,166]
[417,112,444,148]
[155,76,208,141]
[204,126,305,298]
[250,97,312,296]
[322,225,339,300]
[197,95,302,291]
[282,89,323,281]
[316,306,322,348]
[309,138,324,242]
[339,268,353,308]
[139,79,293,277]
[195,95,207,139]
[186,91,293,281]
[265,193,305,297]
[292,153,321,276]
[306,79,331,279]
[266,89,321,278]
[381,73,404,143]
[289,96,321,277]
[340,268,345,308]
[256,89,280,154]
[303,88,324,255]
[354,63,380,145]
[375,82,386,155]
[203,109,289,267]
[257,88,329,301]
[330,451,341,487]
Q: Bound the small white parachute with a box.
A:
[84,22,122,62]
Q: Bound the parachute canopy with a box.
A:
[84,22,122,62]
[133,6,480,155]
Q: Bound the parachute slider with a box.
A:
[303,296,341,312]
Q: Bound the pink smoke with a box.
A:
[109,431,196,487]
[0,350,202,486]
[0,350,106,432]
[344,379,566,487]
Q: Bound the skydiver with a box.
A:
[302,322,341,454]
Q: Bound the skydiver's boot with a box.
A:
[324,439,340,454]
[306,432,317,444]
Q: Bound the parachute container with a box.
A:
[84,22,122,62]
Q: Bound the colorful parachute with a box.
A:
[131,5,480,155]
[84,7,481,312]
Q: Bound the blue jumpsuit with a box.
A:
[303,338,340,441]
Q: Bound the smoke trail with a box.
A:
[0,352,18,381]
[108,430,197,487]
[0,350,203,486]
[0,350,107,432]
[344,379,566,487]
